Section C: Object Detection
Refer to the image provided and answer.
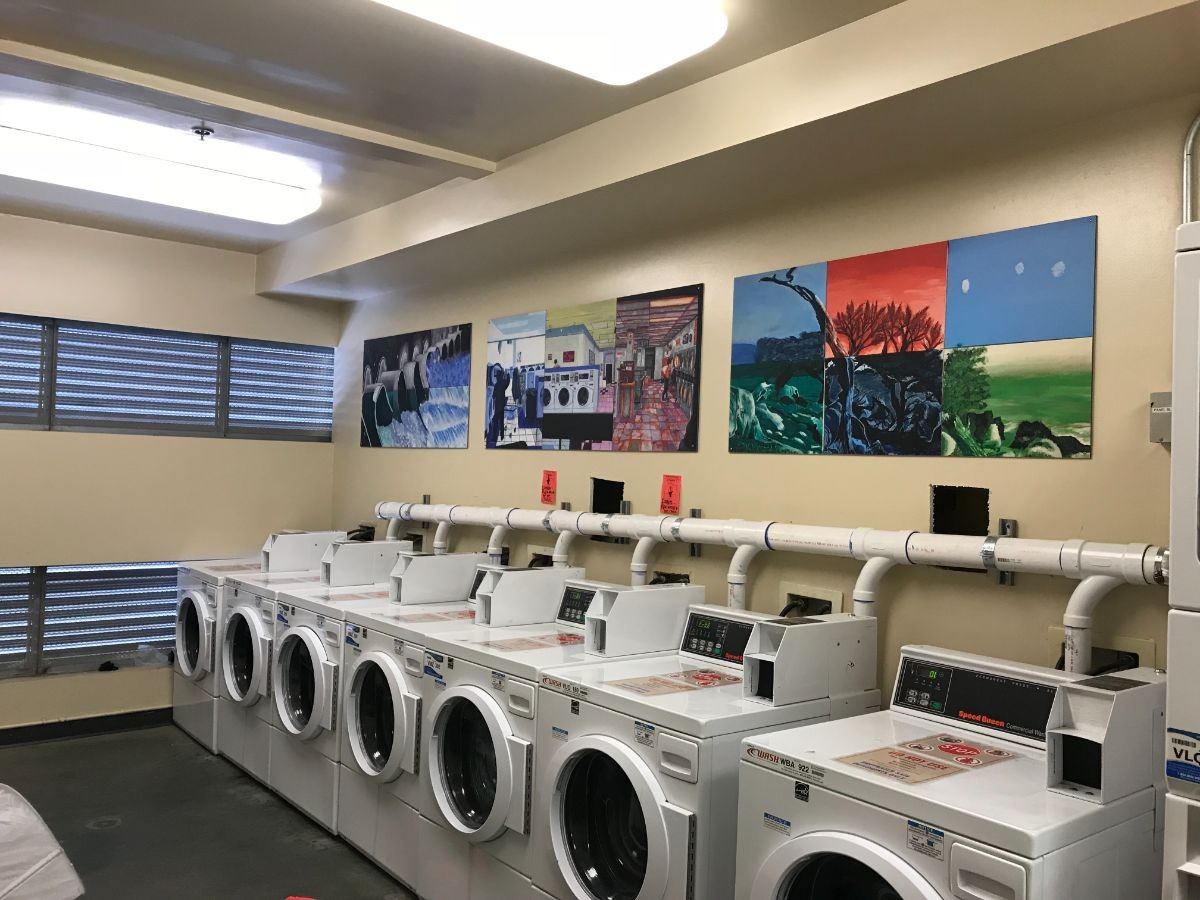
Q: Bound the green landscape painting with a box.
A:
[729,359,824,453]
[941,338,1092,458]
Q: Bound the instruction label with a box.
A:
[604,668,742,696]
[838,733,1017,785]
[306,588,390,603]
[634,720,656,747]
[551,726,569,742]
[907,820,945,860]
[541,470,558,505]
[660,474,682,515]
[762,812,791,835]
[468,632,585,653]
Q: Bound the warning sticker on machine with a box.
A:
[837,733,1018,784]
[907,820,945,860]
[468,632,585,652]
[1167,728,1200,785]
[384,609,477,625]
[762,812,791,836]
[634,720,656,747]
[604,668,742,696]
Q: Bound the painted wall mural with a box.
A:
[361,324,472,448]
[730,216,1096,458]
[487,285,703,452]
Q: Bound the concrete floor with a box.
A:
[0,725,415,900]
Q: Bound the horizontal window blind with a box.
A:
[53,322,221,433]
[0,568,33,673]
[42,562,179,669]
[0,315,49,426]
[227,338,334,439]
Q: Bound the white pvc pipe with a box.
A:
[852,557,902,618]
[552,531,576,567]
[727,544,762,610]
[1063,574,1123,674]
[630,536,660,586]
[487,526,507,564]
[432,521,453,555]
[385,518,403,541]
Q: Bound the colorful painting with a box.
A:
[486,285,703,452]
[729,264,826,453]
[361,324,471,448]
[729,216,1096,458]
[942,339,1092,458]
[486,312,546,449]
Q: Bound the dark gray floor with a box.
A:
[0,725,415,900]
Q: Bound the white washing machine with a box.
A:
[423,581,706,900]
[531,607,879,900]
[173,557,261,752]
[573,369,600,414]
[268,584,415,832]
[214,570,332,779]
[338,600,487,893]
[736,646,1165,900]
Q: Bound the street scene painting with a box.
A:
[486,285,703,452]
[361,324,471,448]
[730,216,1096,458]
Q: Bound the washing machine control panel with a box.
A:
[681,611,755,665]
[893,656,1059,742]
[557,586,596,625]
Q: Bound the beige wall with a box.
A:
[0,215,342,722]
[0,668,172,729]
[332,96,1193,697]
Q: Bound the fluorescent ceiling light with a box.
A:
[370,0,729,85]
[0,99,322,225]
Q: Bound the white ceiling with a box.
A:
[0,0,901,250]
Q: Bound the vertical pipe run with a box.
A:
[432,521,453,555]
[1063,574,1123,674]
[727,544,762,610]
[630,536,660,586]
[1185,111,1200,224]
[852,557,901,618]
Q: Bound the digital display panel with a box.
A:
[893,657,1059,741]
[557,586,596,625]
[681,612,754,665]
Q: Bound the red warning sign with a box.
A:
[939,743,980,757]
[541,470,557,505]
[660,474,682,515]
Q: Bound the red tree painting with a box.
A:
[825,242,948,358]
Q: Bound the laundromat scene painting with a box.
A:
[361,324,472,448]
[486,285,702,451]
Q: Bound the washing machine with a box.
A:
[337,600,491,894]
[214,570,332,779]
[573,369,600,414]
[531,606,880,900]
[267,583,410,832]
[736,645,1165,900]
[173,556,261,752]
[423,581,706,900]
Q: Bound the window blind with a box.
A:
[0,568,33,673]
[41,562,179,670]
[53,322,221,434]
[0,315,49,426]
[227,338,334,440]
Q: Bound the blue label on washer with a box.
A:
[762,813,791,835]
[1168,728,1200,783]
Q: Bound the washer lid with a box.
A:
[273,625,336,741]
[222,606,269,706]
[741,711,1156,859]
[345,650,420,782]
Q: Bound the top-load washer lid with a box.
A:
[175,589,213,680]
[750,832,940,900]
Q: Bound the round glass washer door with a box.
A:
[175,590,212,680]
[272,625,333,741]
[345,650,414,782]
[750,833,941,900]
[221,607,268,706]
[429,684,526,843]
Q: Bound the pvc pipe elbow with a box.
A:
[1063,575,1123,629]
[552,531,576,567]
[851,556,901,617]
[728,544,763,580]
[432,521,453,556]
[631,536,661,575]
[487,525,508,561]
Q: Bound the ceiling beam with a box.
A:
[0,39,497,180]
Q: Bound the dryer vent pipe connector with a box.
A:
[1185,110,1200,224]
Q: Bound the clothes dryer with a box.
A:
[173,557,261,752]
[736,646,1165,900]
[531,607,879,900]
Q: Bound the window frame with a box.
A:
[0,313,53,431]
[224,336,335,443]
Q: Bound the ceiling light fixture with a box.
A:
[368,0,729,85]
[0,98,323,225]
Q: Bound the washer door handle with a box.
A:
[504,735,532,834]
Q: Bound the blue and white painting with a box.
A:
[486,312,547,449]
[945,216,1096,348]
[361,324,472,448]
